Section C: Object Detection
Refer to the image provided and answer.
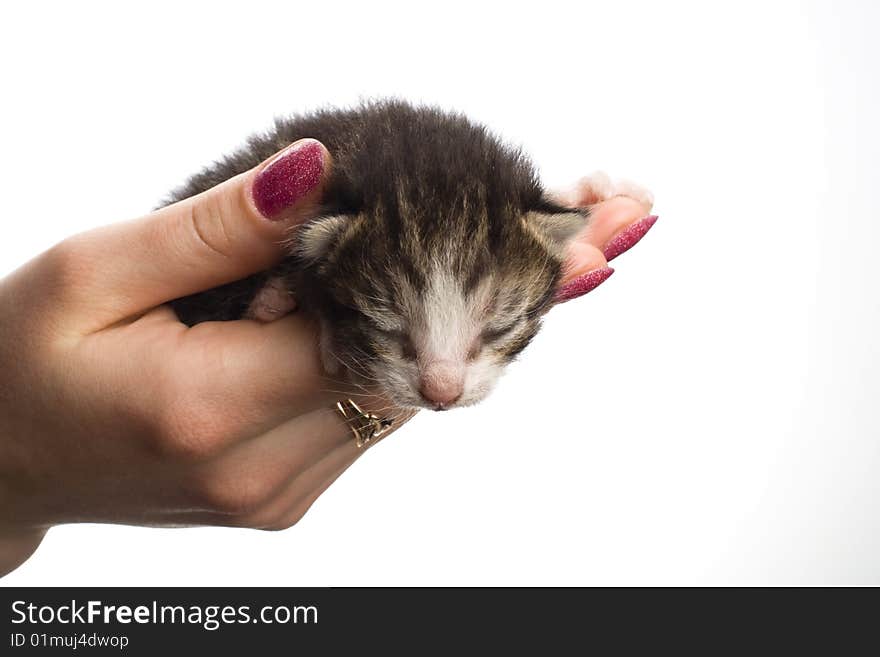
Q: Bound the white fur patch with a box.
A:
[564,171,655,210]
[418,268,480,362]
[403,267,504,407]
[296,215,351,263]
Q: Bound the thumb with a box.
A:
[47,139,330,331]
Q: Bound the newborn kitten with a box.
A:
[168,101,588,411]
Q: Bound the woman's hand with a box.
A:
[553,173,657,303]
[0,139,412,577]
[0,143,655,578]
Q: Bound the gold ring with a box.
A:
[335,399,394,449]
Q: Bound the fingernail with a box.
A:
[602,215,658,262]
[252,140,324,219]
[554,267,614,303]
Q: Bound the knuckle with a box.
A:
[260,512,304,533]
[145,351,244,463]
[267,497,316,531]
[247,514,289,532]
[191,468,276,516]
[282,507,309,529]
[261,518,298,532]
[149,391,230,463]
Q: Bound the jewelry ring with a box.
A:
[335,399,394,449]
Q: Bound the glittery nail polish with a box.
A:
[603,215,658,262]
[554,267,614,303]
[252,140,324,219]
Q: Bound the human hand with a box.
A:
[553,172,658,303]
[0,139,412,577]
[0,149,655,579]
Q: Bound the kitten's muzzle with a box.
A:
[419,360,464,410]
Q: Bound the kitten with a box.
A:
[169,100,591,411]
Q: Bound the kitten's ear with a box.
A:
[292,214,357,263]
[523,199,589,255]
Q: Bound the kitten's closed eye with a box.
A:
[481,322,518,344]
[375,328,417,361]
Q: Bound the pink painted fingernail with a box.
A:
[554,267,614,303]
[603,215,658,261]
[252,140,324,219]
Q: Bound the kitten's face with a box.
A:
[295,206,584,411]
[333,263,557,410]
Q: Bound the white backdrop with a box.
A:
[1,1,877,585]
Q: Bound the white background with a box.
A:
[1,1,877,585]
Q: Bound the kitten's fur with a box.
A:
[168,100,587,410]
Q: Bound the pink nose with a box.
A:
[419,361,464,409]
